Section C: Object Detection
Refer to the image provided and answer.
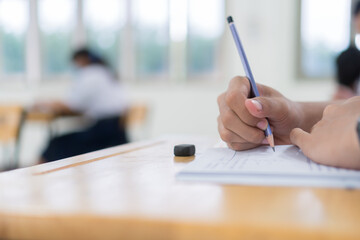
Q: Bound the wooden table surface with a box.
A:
[26,110,81,123]
[0,136,359,240]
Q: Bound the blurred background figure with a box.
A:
[333,1,360,100]
[34,48,128,162]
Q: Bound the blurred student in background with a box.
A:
[333,1,360,100]
[35,48,129,163]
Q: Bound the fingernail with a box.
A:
[251,99,262,111]
[261,138,268,144]
[256,119,268,130]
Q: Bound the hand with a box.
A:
[290,97,360,170]
[32,102,55,113]
[32,101,72,115]
[217,76,303,151]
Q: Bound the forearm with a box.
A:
[50,101,80,115]
[38,101,77,115]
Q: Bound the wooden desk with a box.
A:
[25,110,84,139]
[25,111,57,123]
[26,110,83,123]
[0,136,359,240]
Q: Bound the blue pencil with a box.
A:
[227,16,275,152]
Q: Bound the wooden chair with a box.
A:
[124,103,148,127]
[0,105,25,170]
[123,103,149,141]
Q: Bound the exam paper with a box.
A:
[176,145,360,188]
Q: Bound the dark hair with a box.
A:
[72,47,118,79]
[336,46,360,88]
[355,1,360,16]
[72,48,108,66]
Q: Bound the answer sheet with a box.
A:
[177,145,360,188]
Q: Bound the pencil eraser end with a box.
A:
[227,16,233,24]
[174,144,195,157]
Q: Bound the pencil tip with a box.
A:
[266,134,275,151]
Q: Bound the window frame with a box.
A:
[0,0,225,85]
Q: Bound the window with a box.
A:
[300,0,352,78]
[133,0,169,77]
[0,0,225,83]
[38,0,76,76]
[187,0,224,75]
[84,0,126,71]
[0,0,28,76]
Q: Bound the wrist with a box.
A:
[297,102,329,132]
[295,102,312,131]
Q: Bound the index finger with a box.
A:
[225,76,262,126]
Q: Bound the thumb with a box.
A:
[245,97,286,119]
[290,128,312,151]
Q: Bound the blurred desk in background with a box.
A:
[26,109,81,123]
[26,110,57,123]
[0,136,359,240]
[25,109,84,140]
[25,103,149,140]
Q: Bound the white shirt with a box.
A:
[66,64,128,119]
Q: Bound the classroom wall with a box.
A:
[0,0,336,166]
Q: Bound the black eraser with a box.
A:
[227,16,233,24]
[174,144,196,157]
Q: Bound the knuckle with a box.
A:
[217,93,225,106]
[221,109,234,127]
[226,142,234,149]
[217,116,222,128]
[231,76,248,84]
[230,143,242,151]
[248,131,264,144]
[237,76,249,85]
[225,89,238,107]
[323,104,337,116]
[229,142,252,151]
[222,130,233,142]
[230,75,243,84]
[219,128,232,142]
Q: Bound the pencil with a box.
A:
[227,16,275,152]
